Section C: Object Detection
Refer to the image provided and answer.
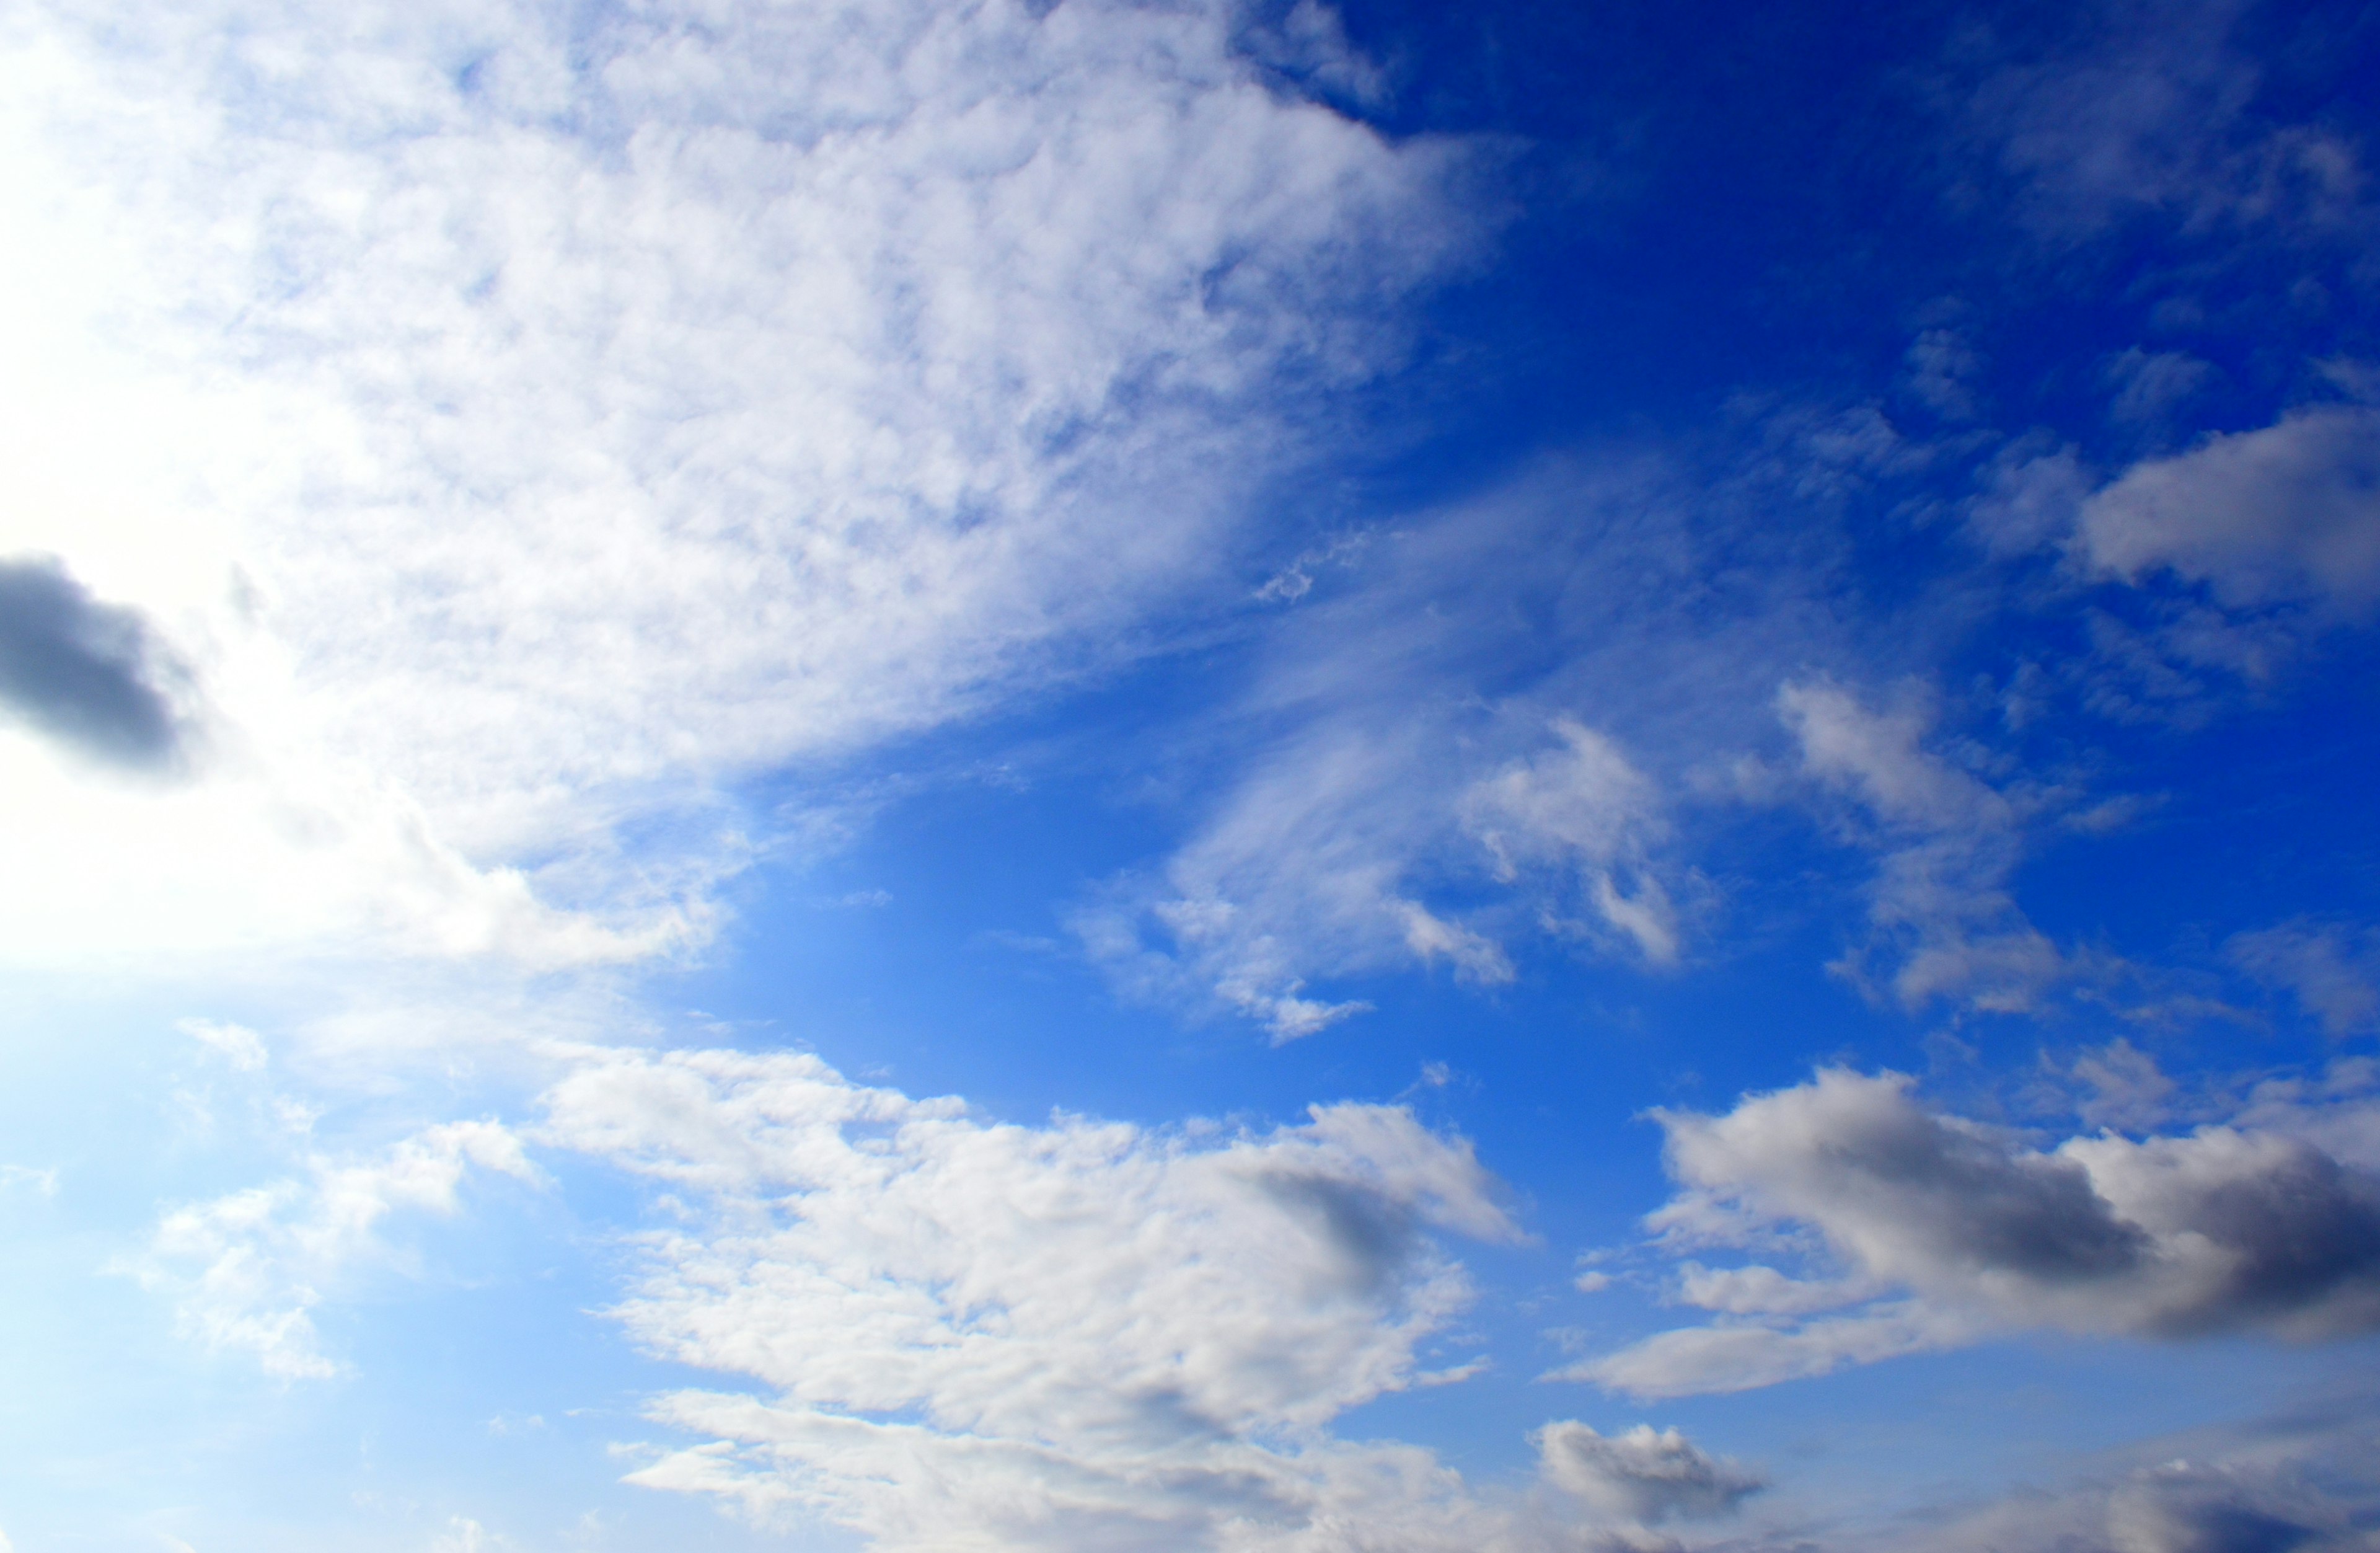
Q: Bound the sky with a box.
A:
[2,0,2379,1548]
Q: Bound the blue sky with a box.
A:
[2,0,2379,1548]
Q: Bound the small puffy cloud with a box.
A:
[179,1017,268,1072]
[1465,719,1678,966]
[0,555,193,772]
[1073,718,1512,1042]
[1565,1069,2380,1398]
[1534,1422,1764,1524]
[126,1119,537,1378]
[536,1046,1566,1549]
[1778,679,2066,1013]
[2076,407,2380,613]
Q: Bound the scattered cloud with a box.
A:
[1465,719,1678,967]
[2076,406,2380,614]
[1533,1422,1764,1524]
[1778,679,2068,1013]
[1864,1404,2380,1553]
[527,1045,1613,1548]
[1962,0,2367,241]
[180,1017,268,1072]
[126,1119,538,1378]
[1565,1068,2380,1398]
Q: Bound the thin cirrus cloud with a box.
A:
[1562,1067,2380,1400]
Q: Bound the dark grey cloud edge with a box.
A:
[0,555,197,772]
[1666,1069,2380,1340]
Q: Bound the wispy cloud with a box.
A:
[0,0,1492,971]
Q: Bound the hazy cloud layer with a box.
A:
[1566,1069,2380,1398]
[0,555,191,770]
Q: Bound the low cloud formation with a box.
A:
[1565,1069,2380,1398]
[530,1047,1608,1549]
[2077,407,2380,614]
[1535,1422,1763,1524]
[0,555,192,771]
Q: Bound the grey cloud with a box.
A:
[536,1047,1559,1550]
[1534,1422,1765,1524]
[1573,1070,2380,1399]
[0,556,193,771]
[2076,406,2380,613]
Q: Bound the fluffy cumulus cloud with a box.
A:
[525,1045,1642,1549]
[2076,407,2380,614]
[0,0,1488,969]
[1564,1069,2380,1399]
[1533,1423,1763,1525]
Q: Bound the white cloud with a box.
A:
[179,1017,269,1072]
[0,0,1489,973]
[1562,1069,2380,1399]
[1465,719,1678,965]
[530,1045,1595,1549]
[430,1518,506,1553]
[1533,1422,1763,1524]
[127,1118,538,1378]
[2076,406,2380,613]
[0,1164,60,1197]
[1778,679,2067,1012]
[1072,717,1513,1040]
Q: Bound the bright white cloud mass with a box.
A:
[2,0,2379,1549]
